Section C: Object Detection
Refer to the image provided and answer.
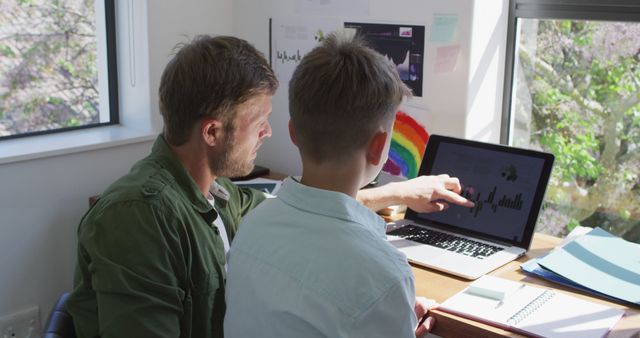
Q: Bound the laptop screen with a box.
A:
[406,135,554,248]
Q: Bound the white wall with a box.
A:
[465,0,509,141]
[0,143,150,326]
[147,0,234,130]
[0,0,509,332]
[234,0,508,176]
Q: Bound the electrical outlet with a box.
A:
[0,306,40,338]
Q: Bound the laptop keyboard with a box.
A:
[388,224,504,259]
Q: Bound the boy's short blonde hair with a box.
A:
[289,32,411,162]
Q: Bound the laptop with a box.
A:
[386,134,554,280]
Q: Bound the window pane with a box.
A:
[0,0,108,138]
[509,18,640,243]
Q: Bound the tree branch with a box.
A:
[610,89,640,114]
[519,47,605,115]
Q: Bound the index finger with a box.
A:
[435,190,475,208]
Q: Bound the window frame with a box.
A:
[0,0,119,141]
[500,0,640,143]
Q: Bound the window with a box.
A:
[502,0,640,242]
[0,0,117,140]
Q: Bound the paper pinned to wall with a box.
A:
[295,0,369,16]
[344,22,426,97]
[430,14,458,43]
[434,44,460,73]
[270,16,342,84]
[383,105,432,180]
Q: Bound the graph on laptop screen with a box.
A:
[415,141,547,243]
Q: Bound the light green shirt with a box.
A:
[67,135,265,338]
[225,178,418,338]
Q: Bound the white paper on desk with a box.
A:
[439,275,624,338]
[559,225,593,247]
[233,177,282,196]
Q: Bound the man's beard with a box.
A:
[209,132,255,178]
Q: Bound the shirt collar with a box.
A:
[277,177,387,237]
[149,135,213,216]
[210,180,231,201]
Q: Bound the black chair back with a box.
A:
[42,293,76,338]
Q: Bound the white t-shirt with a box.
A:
[207,186,230,272]
[207,179,272,269]
[206,196,230,255]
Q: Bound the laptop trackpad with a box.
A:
[388,237,451,259]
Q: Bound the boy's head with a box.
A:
[288,32,411,166]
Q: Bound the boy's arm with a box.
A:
[350,276,421,338]
[356,174,474,213]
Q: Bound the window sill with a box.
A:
[0,125,157,165]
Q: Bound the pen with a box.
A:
[417,313,430,327]
[417,306,437,328]
[416,297,439,330]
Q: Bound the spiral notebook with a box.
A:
[439,275,624,338]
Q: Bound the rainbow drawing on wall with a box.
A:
[383,111,429,179]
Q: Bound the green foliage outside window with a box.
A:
[512,19,640,242]
[0,0,98,137]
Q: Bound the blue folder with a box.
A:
[521,227,640,307]
[520,257,636,306]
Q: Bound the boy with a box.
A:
[224,32,460,337]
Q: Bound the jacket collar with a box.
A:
[149,135,215,219]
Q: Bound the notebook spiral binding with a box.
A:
[506,289,556,326]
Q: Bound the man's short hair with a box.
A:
[159,35,278,146]
[289,32,411,162]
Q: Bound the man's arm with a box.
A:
[78,202,186,338]
[356,174,474,213]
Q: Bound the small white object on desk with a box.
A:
[465,275,524,301]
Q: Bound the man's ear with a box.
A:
[288,119,298,146]
[366,129,388,166]
[201,118,224,146]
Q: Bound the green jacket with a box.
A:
[67,135,266,338]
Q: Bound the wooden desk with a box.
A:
[412,232,640,338]
[261,176,638,336]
